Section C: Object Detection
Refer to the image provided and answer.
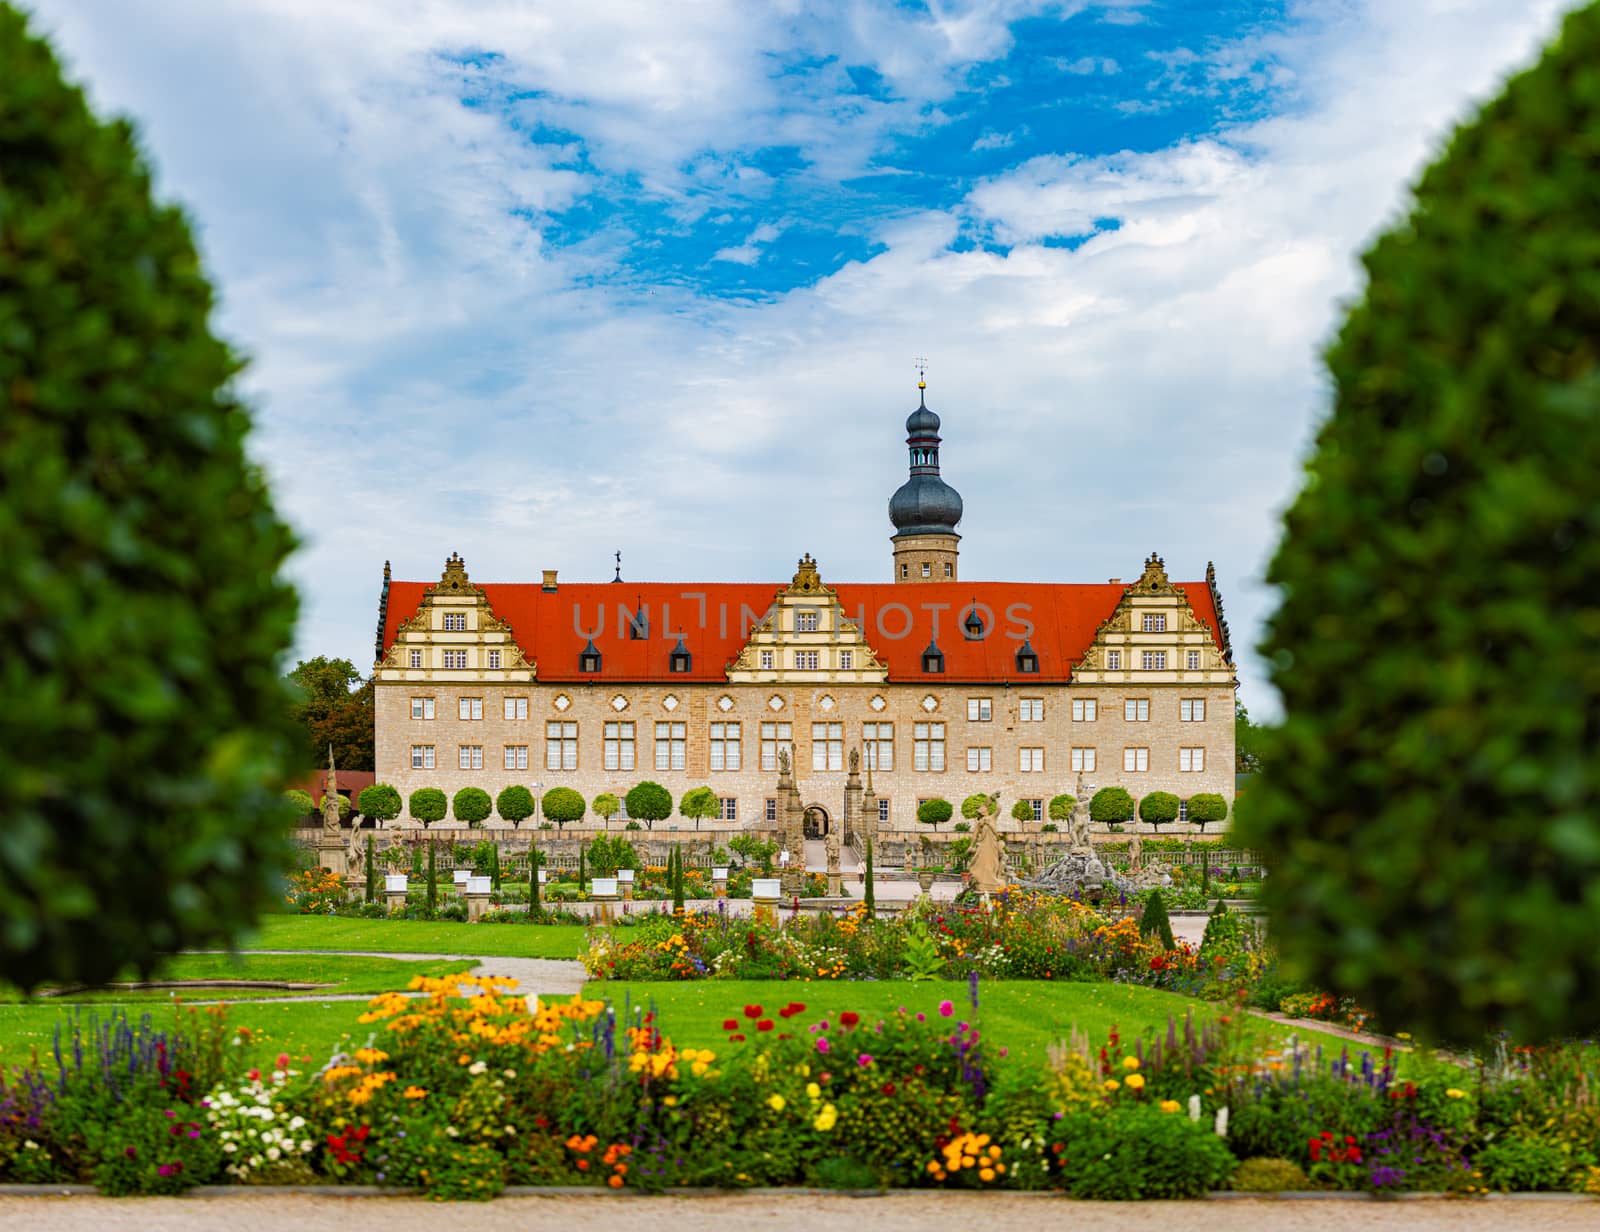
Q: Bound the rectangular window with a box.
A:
[913,722,946,772]
[487,649,502,670]
[1188,650,1202,670]
[443,612,466,632]
[966,746,992,772]
[1106,650,1122,670]
[503,696,528,721]
[877,798,891,823]
[458,697,483,721]
[1019,698,1043,722]
[1072,698,1097,722]
[1180,747,1206,772]
[719,797,738,821]
[795,610,819,632]
[459,745,483,770]
[760,722,792,771]
[545,721,577,771]
[410,697,435,720]
[1071,747,1097,772]
[1179,698,1206,722]
[1124,747,1150,772]
[759,649,774,670]
[1019,747,1045,772]
[710,721,742,771]
[442,650,467,670]
[603,721,635,771]
[862,722,894,771]
[1179,799,1189,823]
[1124,699,1150,722]
[966,697,992,722]
[654,721,687,771]
[407,649,421,669]
[503,745,528,770]
[1141,613,1167,632]
[1027,798,1044,822]
[812,722,844,771]
[794,650,819,670]
[1141,650,1168,671]
[765,798,778,822]
[921,563,931,578]
[839,650,853,670]
[411,745,435,770]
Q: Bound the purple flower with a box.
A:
[816,1038,831,1054]
[916,1013,926,1022]
[938,1000,954,1018]
[857,1054,874,1068]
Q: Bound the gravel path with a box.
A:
[0,1193,1593,1231]
[183,950,588,1006]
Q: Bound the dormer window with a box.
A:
[963,606,985,639]
[1016,639,1039,674]
[579,639,602,673]
[922,639,945,674]
[626,609,648,640]
[669,637,692,674]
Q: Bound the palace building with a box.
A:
[372,385,1238,833]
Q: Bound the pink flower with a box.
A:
[857,1053,874,1068]
[816,1038,831,1054]
[938,1000,954,1018]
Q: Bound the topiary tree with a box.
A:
[452,787,492,828]
[1011,799,1036,823]
[1138,791,1180,833]
[1089,787,1135,827]
[680,785,719,832]
[1236,2,1600,1044]
[1186,793,1228,835]
[624,781,672,832]
[358,784,402,829]
[593,792,620,831]
[538,786,583,832]
[917,798,953,832]
[286,789,315,818]
[409,788,447,830]
[425,839,438,915]
[1047,794,1076,824]
[1139,888,1175,950]
[0,7,306,992]
[495,785,535,829]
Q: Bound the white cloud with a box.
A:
[21,0,1575,719]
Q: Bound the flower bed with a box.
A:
[4,978,1600,1199]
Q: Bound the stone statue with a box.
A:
[848,746,859,774]
[777,746,791,777]
[321,745,342,834]
[969,796,1006,893]
[1128,829,1144,872]
[1069,803,1093,854]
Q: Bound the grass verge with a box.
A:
[241,915,593,959]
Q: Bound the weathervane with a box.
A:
[914,356,928,390]
[612,550,622,584]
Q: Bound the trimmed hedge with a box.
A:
[495,785,535,828]
[409,788,447,828]
[452,788,492,827]
[1089,787,1135,826]
[541,786,586,830]
[1237,3,1600,1043]
[358,784,403,825]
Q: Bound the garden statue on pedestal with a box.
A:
[317,746,349,880]
[1068,772,1094,853]
[968,793,1007,894]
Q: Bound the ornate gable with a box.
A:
[375,553,536,683]
[1071,552,1235,686]
[727,554,889,684]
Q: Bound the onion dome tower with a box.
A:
[889,377,963,582]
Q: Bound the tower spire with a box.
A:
[888,367,963,583]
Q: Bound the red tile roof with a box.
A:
[380,580,1223,684]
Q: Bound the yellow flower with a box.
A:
[1446,1088,1466,1099]
[767,1094,786,1112]
[1160,1100,1181,1113]
[805,1082,821,1099]
[813,1104,837,1131]
[403,1086,427,1100]
[354,1048,389,1065]
[1125,1074,1145,1091]
[1122,1056,1141,1071]
[1104,1079,1120,1092]
[1396,1032,1412,1041]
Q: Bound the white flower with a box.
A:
[288,1116,305,1131]
[503,1069,517,1079]
[223,1142,238,1154]
[468,1061,488,1076]
[445,1127,460,1138]
[300,1140,314,1154]
[266,1147,281,1162]
[22,1141,38,1151]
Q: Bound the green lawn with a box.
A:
[583,978,1382,1071]
[242,915,593,958]
[0,953,477,1005]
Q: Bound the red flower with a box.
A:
[880,1082,897,1096]
[839,1011,860,1028]
[722,1019,739,1030]
[757,1019,775,1032]
[730,1033,746,1042]
[743,1004,764,1019]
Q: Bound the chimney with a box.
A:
[1108,578,1121,585]
[541,570,558,592]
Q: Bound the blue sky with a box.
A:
[28,0,1570,712]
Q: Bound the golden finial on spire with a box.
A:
[914,356,928,390]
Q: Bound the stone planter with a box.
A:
[916,869,936,895]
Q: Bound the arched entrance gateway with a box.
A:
[803,805,830,840]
